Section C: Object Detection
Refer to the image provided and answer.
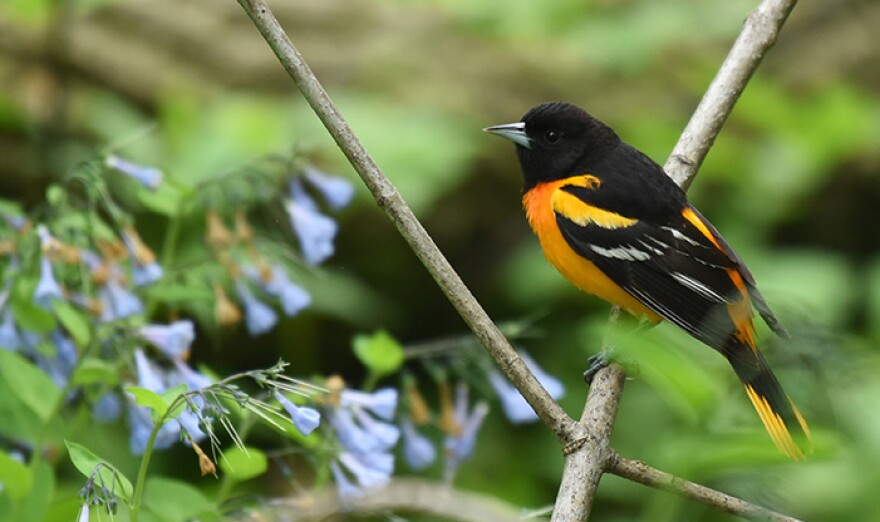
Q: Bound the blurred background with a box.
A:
[2,0,880,520]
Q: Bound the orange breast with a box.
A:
[523,180,661,322]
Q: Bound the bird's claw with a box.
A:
[583,352,611,384]
[583,351,640,385]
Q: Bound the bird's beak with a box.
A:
[483,122,531,149]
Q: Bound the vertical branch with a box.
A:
[235,0,577,443]
[551,365,626,520]
[551,0,798,519]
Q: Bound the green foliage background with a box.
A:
[1,0,879,520]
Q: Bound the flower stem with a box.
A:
[130,411,168,522]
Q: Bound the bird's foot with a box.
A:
[583,350,640,385]
[583,352,611,384]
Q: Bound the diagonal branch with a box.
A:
[551,0,798,520]
[235,0,576,444]
[607,454,802,522]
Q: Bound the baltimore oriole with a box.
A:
[485,102,811,460]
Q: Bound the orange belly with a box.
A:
[523,180,661,322]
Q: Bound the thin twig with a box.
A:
[231,477,524,522]
[551,0,798,520]
[235,0,576,444]
[607,454,804,522]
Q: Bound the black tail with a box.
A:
[725,342,811,460]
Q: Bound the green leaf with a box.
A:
[45,184,64,206]
[51,300,92,347]
[53,212,117,242]
[11,300,56,335]
[72,358,119,387]
[142,477,217,522]
[160,384,188,420]
[138,182,183,217]
[64,440,134,501]
[0,450,32,500]
[219,446,267,482]
[352,330,404,377]
[0,351,61,441]
[16,459,53,522]
[126,386,168,421]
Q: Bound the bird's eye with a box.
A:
[545,130,561,143]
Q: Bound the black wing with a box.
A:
[554,194,761,350]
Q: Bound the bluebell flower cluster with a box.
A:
[202,166,352,337]
[286,167,354,265]
[325,380,400,498]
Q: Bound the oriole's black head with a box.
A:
[484,102,620,191]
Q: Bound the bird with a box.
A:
[484,101,811,460]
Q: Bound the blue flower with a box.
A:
[352,407,400,448]
[77,503,89,522]
[340,388,398,420]
[329,461,361,499]
[128,349,183,453]
[443,384,489,480]
[169,360,211,441]
[275,391,321,436]
[106,155,163,190]
[139,320,195,360]
[99,280,143,322]
[488,371,534,424]
[242,264,311,317]
[303,167,355,210]
[286,180,338,265]
[2,213,26,230]
[401,419,436,470]
[520,351,565,399]
[120,227,163,287]
[36,330,78,387]
[489,351,564,424]
[0,309,20,351]
[93,392,122,422]
[131,262,163,287]
[134,348,165,391]
[235,281,277,335]
[127,401,179,455]
[267,265,310,317]
[327,384,399,497]
[34,256,62,309]
[338,451,392,491]
[330,408,387,454]
[170,359,212,391]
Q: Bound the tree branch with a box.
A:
[231,478,524,522]
[552,0,798,520]
[235,0,576,444]
[552,363,626,520]
[607,454,804,522]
